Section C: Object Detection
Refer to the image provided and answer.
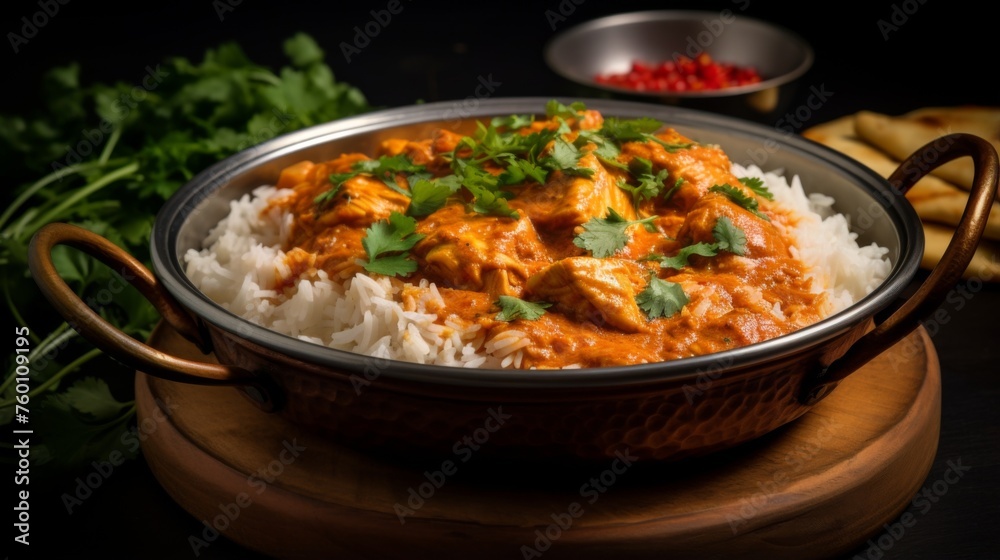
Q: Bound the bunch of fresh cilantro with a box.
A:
[0,32,372,477]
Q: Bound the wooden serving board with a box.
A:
[137,323,940,560]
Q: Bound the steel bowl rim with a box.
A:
[543,9,815,99]
[151,97,922,390]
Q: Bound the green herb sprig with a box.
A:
[573,208,657,258]
[0,32,373,475]
[495,295,552,321]
[648,216,748,270]
[709,184,770,221]
[361,212,425,277]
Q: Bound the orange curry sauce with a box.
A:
[266,108,828,368]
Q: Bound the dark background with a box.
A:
[3,1,998,559]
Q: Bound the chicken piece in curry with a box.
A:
[268,102,830,368]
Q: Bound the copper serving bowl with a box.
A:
[28,98,998,463]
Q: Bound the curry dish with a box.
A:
[265,102,829,369]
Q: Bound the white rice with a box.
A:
[183,165,891,368]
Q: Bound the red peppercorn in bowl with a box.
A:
[595,53,763,93]
[545,10,813,123]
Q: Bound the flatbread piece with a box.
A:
[853,107,1000,190]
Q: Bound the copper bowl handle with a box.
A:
[28,222,258,388]
[801,132,999,403]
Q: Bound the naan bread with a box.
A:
[804,111,1000,282]
[853,107,1000,190]
[803,114,1000,241]
[922,223,1000,282]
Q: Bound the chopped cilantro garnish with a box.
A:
[617,157,670,205]
[712,215,748,255]
[600,117,663,142]
[361,211,425,276]
[636,275,689,319]
[573,208,657,258]
[314,155,426,205]
[498,158,549,186]
[542,137,594,177]
[454,164,520,219]
[648,216,748,270]
[490,114,535,130]
[575,130,628,170]
[653,242,720,270]
[545,99,587,119]
[495,295,552,321]
[709,184,770,221]
[739,176,773,200]
[407,176,461,217]
[663,177,685,201]
[599,117,693,152]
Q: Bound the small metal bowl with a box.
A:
[544,10,814,123]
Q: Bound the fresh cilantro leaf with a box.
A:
[636,276,689,319]
[61,377,134,418]
[495,295,551,321]
[490,114,534,130]
[407,177,459,217]
[654,242,719,270]
[542,137,594,177]
[573,208,656,258]
[648,216,748,269]
[576,130,627,170]
[598,117,693,152]
[709,184,770,221]
[467,183,520,219]
[739,176,773,200]
[499,158,549,186]
[361,212,425,276]
[454,164,520,219]
[284,32,325,67]
[545,99,587,119]
[33,377,138,469]
[354,154,425,184]
[0,32,374,471]
[314,174,349,206]
[619,157,670,205]
[712,215,748,255]
[600,117,663,142]
[315,155,425,204]
[663,177,684,201]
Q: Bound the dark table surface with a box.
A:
[4,1,998,559]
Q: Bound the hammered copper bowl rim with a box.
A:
[150,97,922,390]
